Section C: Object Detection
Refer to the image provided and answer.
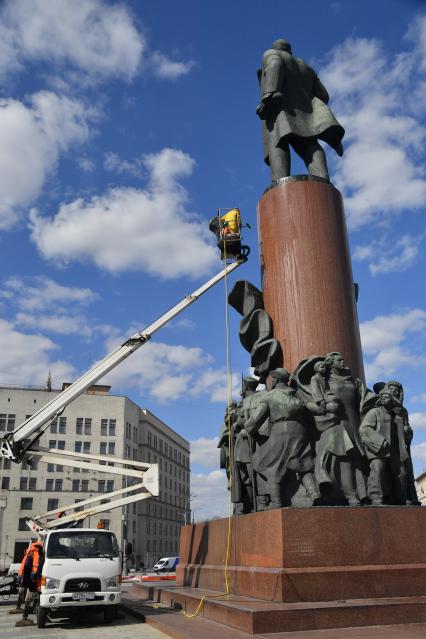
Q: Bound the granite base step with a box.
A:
[129,583,426,635]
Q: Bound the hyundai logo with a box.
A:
[77,582,89,589]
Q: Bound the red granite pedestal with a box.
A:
[163,507,426,634]
[257,178,365,380]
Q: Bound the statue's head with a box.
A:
[314,360,327,376]
[241,377,258,396]
[272,39,292,54]
[324,351,346,372]
[377,389,394,408]
[270,367,291,387]
[384,380,404,403]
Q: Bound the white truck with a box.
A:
[37,528,121,627]
[0,248,247,627]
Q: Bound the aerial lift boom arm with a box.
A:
[25,446,160,534]
[0,256,246,463]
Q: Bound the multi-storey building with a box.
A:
[0,383,190,569]
[415,470,426,506]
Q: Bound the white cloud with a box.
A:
[78,158,95,173]
[1,276,100,339]
[410,412,426,429]
[101,330,237,404]
[0,0,144,82]
[190,437,220,469]
[104,152,144,178]
[0,91,93,229]
[149,51,195,80]
[190,369,241,403]
[0,318,75,387]
[191,470,229,522]
[411,393,426,404]
[2,276,97,311]
[174,318,196,330]
[15,312,92,338]
[360,309,426,382]
[321,31,426,228]
[353,234,423,275]
[29,148,218,279]
[412,442,426,462]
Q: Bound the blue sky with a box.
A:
[0,0,425,520]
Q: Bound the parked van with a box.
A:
[153,556,179,572]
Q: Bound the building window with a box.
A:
[1,477,10,489]
[72,479,80,492]
[100,442,107,455]
[76,418,83,434]
[75,499,83,512]
[29,478,36,490]
[83,442,91,454]
[84,418,92,435]
[50,420,57,433]
[20,497,33,510]
[3,459,11,470]
[106,480,114,492]
[0,414,6,431]
[75,441,82,453]
[58,440,65,450]
[81,480,89,492]
[46,479,54,491]
[55,479,63,492]
[47,499,58,511]
[98,480,105,492]
[18,518,28,531]
[59,417,67,434]
[109,419,116,436]
[47,463,55,472]
[108,442,115,455]
[49,439,56,449]
[20,477,28,490]
[101,419,107,436]
[7,414,15,431]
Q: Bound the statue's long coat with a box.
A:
[259,49,344,163]
[245,387,315,485]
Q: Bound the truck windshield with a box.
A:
[46,532,119,559]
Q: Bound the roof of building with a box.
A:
[415,469,426,482]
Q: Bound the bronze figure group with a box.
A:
[218,353,419,512]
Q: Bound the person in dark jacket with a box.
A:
[15,540,44,627]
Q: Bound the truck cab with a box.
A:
[38,528,121,628]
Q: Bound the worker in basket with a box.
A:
[15,539,44,627]
[209,208,250,260]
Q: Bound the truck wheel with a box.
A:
[37,605,47,629]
